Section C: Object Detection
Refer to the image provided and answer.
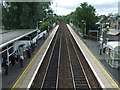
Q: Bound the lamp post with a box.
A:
[37,20,42,30]
[100,21,106,55]
[37,22,39,29]
[117,18,120,31]
[39,20,42,24]
[82,20,86,35]
[106,37,108,43]
[100,22,104,55]
[39,20,42,31]
[98,16,104,55]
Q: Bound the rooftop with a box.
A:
[107,29,120,35]
[0,29,37,49]
[107,41,120,50]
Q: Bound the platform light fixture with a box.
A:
[82,20,86,35]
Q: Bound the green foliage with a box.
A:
[2,2,52,30]
[40,22,50,32]
[44,15,56,25]
[116,15,120,19]
[80,29,84,35]
[74,2,99,34]
[104,28,109,34]
[62,2,99,35]
[103,15,108,21]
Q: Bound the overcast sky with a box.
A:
[50,0,120,16]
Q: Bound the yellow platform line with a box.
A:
[11,37,49,89]
[68,25,119,89]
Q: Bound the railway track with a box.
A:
[30,22,100,89]
[64,23,90,89]
[41,25,61,88]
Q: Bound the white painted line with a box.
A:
[27,25,59,89]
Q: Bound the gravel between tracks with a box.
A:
[30,22,100,89]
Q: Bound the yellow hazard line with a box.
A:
[11,37,49,89]
[69,25,119,88]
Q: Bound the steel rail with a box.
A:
[40,30,59,89]
[68,28,91,89]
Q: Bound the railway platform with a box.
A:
[3,23,119,89]
[78,35,120,87]
[2,37,46,88]
[2,25,59,89]
[71,24,120,87]
[12,25,59,88]
[67,24,119,89]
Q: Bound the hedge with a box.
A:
[40,22,50,32]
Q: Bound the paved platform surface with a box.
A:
[81,38,120,86]
[2,38,45,88]
[11,25,59,88]
[2,26,58,89]
[72,25,120,87]
[67,24,119,88]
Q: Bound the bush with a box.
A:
[80,29,84,35]
[40,22,50,32]
[104,28,109,34]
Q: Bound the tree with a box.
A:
[2,2,52,30]
[63,2,99,35]
[40,21,50,32]
[73,2,99,35]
